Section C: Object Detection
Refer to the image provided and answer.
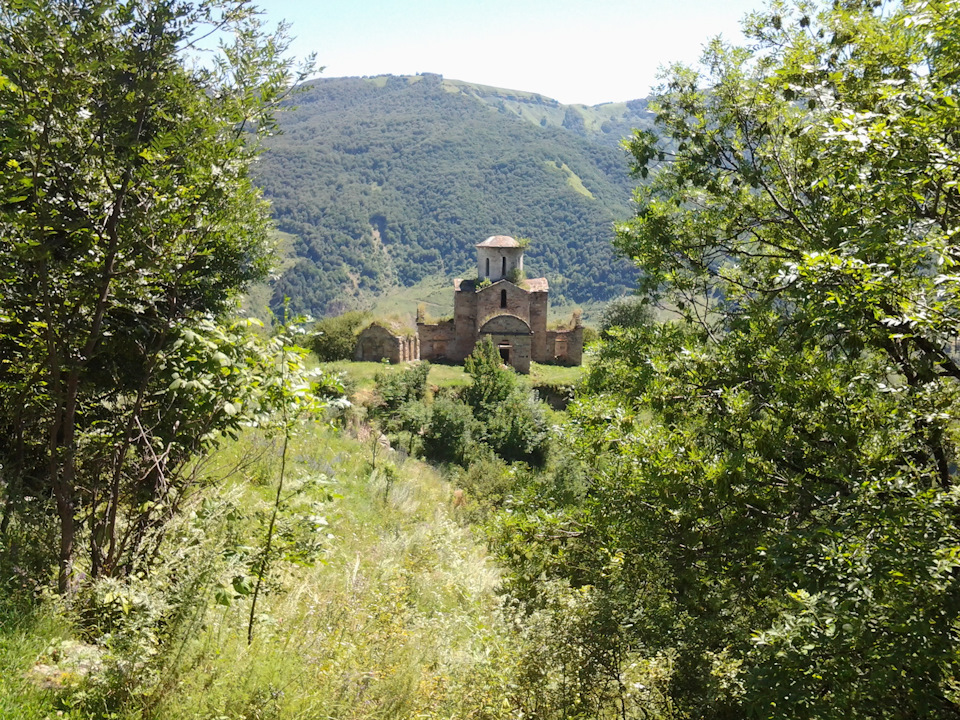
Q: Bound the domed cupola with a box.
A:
[476,235,524,282]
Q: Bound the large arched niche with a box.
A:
[478,314,533,373]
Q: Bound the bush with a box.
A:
[598,296,652,338]
[372,361,430,417]
[452,452,514,517]
[482,391,551,467]
[463,338,518,421]
[422,397,477,465]
[310,311,371,361]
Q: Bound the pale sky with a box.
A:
[256,0,765,106]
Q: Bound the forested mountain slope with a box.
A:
[257,74,653,317]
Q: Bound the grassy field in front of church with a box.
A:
[320,360,586,399]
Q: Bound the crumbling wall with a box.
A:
[355,324,415,364]
[417,319,456,361]
[545,325,583,366]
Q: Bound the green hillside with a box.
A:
[442,77,655,148]
[256,74,651,317]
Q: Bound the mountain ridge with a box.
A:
[256,73,653,317]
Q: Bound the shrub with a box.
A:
[422,397,477,465]
[452,452,514,517]
[309,311,371,362]
[598,296,652,338]
[482,391,551,467]
[372,361,430,417]
[462,338,518,421]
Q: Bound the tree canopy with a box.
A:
[0,0,312,593]
[494,0,960,716]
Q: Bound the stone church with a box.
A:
[355,235,583,373]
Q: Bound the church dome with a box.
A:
[476,235,520,248]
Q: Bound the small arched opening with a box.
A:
[500,289,507,308]
[485,257,490,276]
[501,256,507,276]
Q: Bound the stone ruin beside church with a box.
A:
[354,235,583,373]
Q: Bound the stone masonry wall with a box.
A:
[475,281,531,330]
[544,326,584,365]
[355,324,402,363]
[452,284,478,361]
[529,291,549,362]
[417,320,456,361]
[478,314,533,373]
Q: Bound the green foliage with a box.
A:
[370,362,432,454]
[0,423,524,719]
[463,337,519,418]
[244,328,344,644]
[481,391,551,466]
[458,339,551,467]
[422,396,477,466]
[598,295,653,336]
[451,453,514,517]
[507,266,527,284]
[493,1,960,717]
[0,0,314,593]
[309,310,371,361]
[372,361,431,417]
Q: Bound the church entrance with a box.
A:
[498,342,511,363]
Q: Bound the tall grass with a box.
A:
[0,421,520,719]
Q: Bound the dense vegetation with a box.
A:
[257,74,645,316]
[0,0,322,595]
[5,0,960,718]
[486,0,960,717]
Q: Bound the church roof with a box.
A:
[476,235,520,248]
[454,277,549,293]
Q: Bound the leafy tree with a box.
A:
[462,337,519,420]
[462,338,550,466]
[0,0,312,593]
[370,361,431,453]
[597,294,653,338]
[372,361,431,417]
[309,310,370,362]
[422,396,476,465]
[482,390,550,466]
[496,1,960,717]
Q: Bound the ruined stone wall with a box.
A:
[529,291,549,362]
[355,324,402,364]
[452,285,477,361]
[417,320,456,361]
[398,334,419,362]
[544,326,583,365]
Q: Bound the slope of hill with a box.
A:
[256,74,653,317]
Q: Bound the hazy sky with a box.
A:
[257,0,765,106]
